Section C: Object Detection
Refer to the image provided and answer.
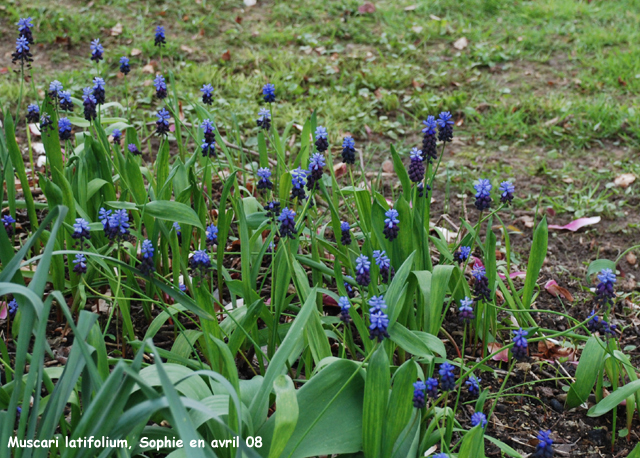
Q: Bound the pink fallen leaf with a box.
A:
[544,280,574,302]
[498,271,527,280]
[358,2,376,13]
[323,294,338,308]
[488,342,509,362]
[0,301,6,320]
[548,216,600,231]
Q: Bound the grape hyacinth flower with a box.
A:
[314,126,329,152]
[338,296,351,323]
[373,250,395,283]
[439,362,456,391]
[18,17,34,44]
[40,113,52,132]
[474,179,493,211]
[472,264,491,302]
[499,181,515,205]
[256,108,271,130]
[154,26,166,47]
[408,148,425,183]
[344,275,356,298]
[278,208,296,239]
[82,87,97,122]
[49,80,63,100]
[368,295,389,341]
[454,246,471,263]
[139,239,155,275]
[417,182,432,198]
[201,84,214,105]
[111,129,122,144]
[173,222,182,243]
[128,144,141,156]
[432,454,448,458]
[90,39,104,62]
[421,115,437,163]
[425,377,439,398]
[413,381,426,409]
[72,218,91,244]
[587,312,617,339]
[532,430,553,458]
[119,56,130,75]
[26,104,40,123]
[92,77,106,105]
[205,223,218,247]
[12,36,32,66]
[512,328,529,360]
[100,208,130,241]
[340,221,352,246]
[355,255,371,287]
[154,74,167,99]
[470,412,487,429]
[466,375,481,396]
[265,200,281,219]
[2,215,16,237]
[59,91,74,112]
[200,119,216,158]
[342,136,356,164]
[8,299,18,316]
[155,108,170,136]
[383,209,400,241]
[190,250,211,277]
[179,283,187,292]
[306,153,325,191]
[58,117,72,141]
[73,253,87,274]
[458,296,475,323]
[437,111,454,143]
[262,83,275,103]
[291,167,308,201]
[256,167,273,191]
[595,268,616,307]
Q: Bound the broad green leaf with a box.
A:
[363,345,390,458]
[268,375,299,458]
[522,217,547,309]
[382,360,417,457]
[586,259,616,277]
[566,336,605,409]
[390,144,411,197]
[588,379,640,417]
[143,200,204,230]
[458,425,485,458]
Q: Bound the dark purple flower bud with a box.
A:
[340,221,352,246]
[466,375,481,396]
[262,83,275,103]
[454,246,471,263]
[82,87,97,122]
[59,91,74,112]
[127,144,141,155]
[355,255,371,287]
[437,111,454,143]
[206,223,218,247]
[265,200,281,219]
[439,362,456,391]
[595,268,616,307]
[314,126,328,152]
[278,208,296,239]
[342,136,356,164]
[471,264,491,302]
[499,181,515,205]
[200,119,216,158]
[257,108,271,130]
[58,117,72,141]
[154,26,166,47]
[12,36,33,66]
[421,116,437,163]
[458,296,475,323]
[417,182,431,198]
[373,250,394,283]
[73,253,87,274]
[344,275,355,299]
[18,17,34,44]
[26,104,40,123]
[338,296,351,323]
[257,167,273,191]
[190,249,211,277]
[155,108,170,136]
[154,74,167,99]
[383,209,400,241]
[511,328,528,360]
[139,239,155,275]
[413,381,426,408]
[201,84,214,105]
[368,295,389,341]
[425,377,439,398]
[40,113,52,132]
[306,153,325,191]
[119,56,130,75]
[90,39,104,62]
[291,167,308,201]
[408,148,425,183]
[111,129,122,143]
[92,77,106,105]
[3,215,16,237]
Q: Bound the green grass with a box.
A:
[1,0,639,217]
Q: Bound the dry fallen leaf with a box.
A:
[404,4,417,10]
[180,44,194,54]
[358,2,376,13]
[221,50,231,61]
[244,0,256,6]
[544,280,574,302]
[334,162,347,179]
[518,215,534,228]
[537,340,576,361]
[131,48,142,57]
[488,342,509,363]
[142,64,155,74]
[382,160,394,173]
[411,25,423,33]
[110,22,123,36]
[430,14,441,20]
[453,37,468,50]
[614,173,636,188]
[626,252,637,266]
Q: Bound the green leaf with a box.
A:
[363,345,390,458]
[143,200,204,230]
[458,425,485,458]
[390,144,411,197]
[586,259,616,277]
[382,360,417,457]
[388,324,434,360]
[387,251,416,324]
[588,379,640,417]
[522,216,547,309]
[268,375,299,458]
[566,336,606,409]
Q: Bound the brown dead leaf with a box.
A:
[411,25,423,34]
[235,15,243,24]
[221,50,231,61]
[487,342,509,362]
[518,215,534,228]
[334,162,347,179]
[626,252,636,266]
[180,44,194,54]
[131,48,142,56]
[537,340,575,361]
[411,80,424,88]
[453,37,468,50]
[545,280,574,302]
[618,76,627,86]
[614,173,636,188]
[429,14,441,21]
[142,64,155,74]
[374,88,383,99]
[358,2,376,13]
[382,160,394,174]
[404,4,417,10]
[110,22,123,36]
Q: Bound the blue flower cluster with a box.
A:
[511,328,529,360]
[155,108,170,136]
[278,208,296,239]
[90,39,103,62]
[408,147,425,183]
[471,264,491,302]
[458,296,475,323]
[342,136,355,164]
[120,56,130,75]
[338,296,351,323]
[257,167,273,191]
[2,215,16,237]
[340,221,351,246]
[257,108,271,130]
[373,250,394,283]
[72,218,91,246]
[368,295,389,341]
[413,381,426,408]
[58,118,72,141]
[595,268,616,307]
[139,239,155,275]
[99,208,130,242]
[201,84,214,105]
[383,209,399,241]
[154,74,168,99]
[454,245,471,263]
[355,254,371,287]
[154,26,166,47]
[200,119,216,158]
